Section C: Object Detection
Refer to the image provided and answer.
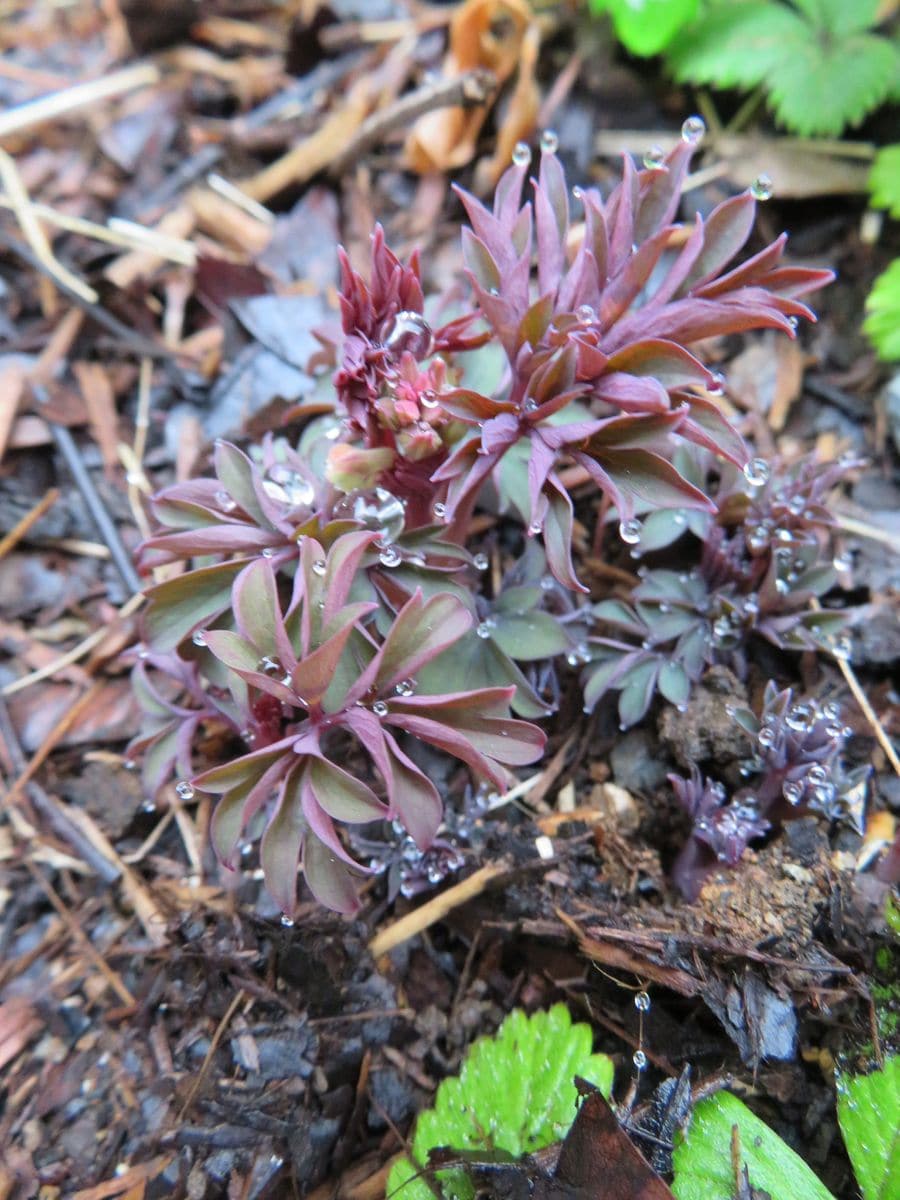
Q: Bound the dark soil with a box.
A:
[0,4,897,1200]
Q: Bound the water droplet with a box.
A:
[743,457,770,487]
[312,558,326,576]
[262,465,315,508]
[420,390,439,409]
[825,722,843,739]
[833,551,852,572]
[512,141,532,167]
[432,501,446,521]
[758,727,776,749]
[192,630,207,647]
[528,520,543,536]
[634,991,651,1012]
[575,303,596,324]
[807,764,828,786]
[395,679,415,697]
[523,397,539,413]
[540,129,559,154]
[787,315,799,331]
[379,544,401,568]
[280,914,294,928]
[372,700,389,717]
[712,615,732,642]
[176,781,194,800]
[751,173,773,201]
[707,370,725,396]
[681,115,705,145]
[215,489,237,512]
[336,486,406,543]
[774,578,789,595]
[783,780,804,805]
[540,574,555,591]
[643,145,665,170]
[747,525,769,554]
[259,656,281,676]
[473,552,489,571]
[830,634,852,661]
[619,517,642,545]
[476,619,495,640]
[384,310,433,359]
[633,1049,647,1070]
[821,700,841,721]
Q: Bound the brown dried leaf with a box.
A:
[406,0,535,173]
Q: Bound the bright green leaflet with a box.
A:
[836,1057,900,1200]
[666,0,900,137]
[385,1004,613,1200]
[865,260,900,363]
[870,146,900,220]
[588,0,699,57]
[672,1090,836,1200]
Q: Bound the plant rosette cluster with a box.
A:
[132,125,833,913]
[670,682,868,898]
[580,452,858,727]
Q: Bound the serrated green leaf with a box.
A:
[666,0,898,138]
[667,2,805,90]
[672,1090,836,1200]
[386,1004,613,1200]
[865,259,900,362]
[767,34,899,137]
[590,0,699,57]
[870,146,900,219]
[837,1057,900,1200]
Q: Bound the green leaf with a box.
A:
[766,35,899,137]
[142,560,247,653]
[386,1004,614,1200]
[666,0,899,138]
[672,1090,836,1200]
[590,0,700,57]
[667,2,805,90]
[865,259,900,362]
[491,610,571,661]
[870,146,900,219]
[837,1057,900,1200]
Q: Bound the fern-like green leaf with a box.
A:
[870,145,900,219]
[836,1057,900,1200]
[865,259,900,362]
[666,0,899,137]
[589,0,700,57]
[385,1004,614,1200]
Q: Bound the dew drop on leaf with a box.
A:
[312,558,326,576]
[751,173,773,201]
[743,457,770,486]
[192,630,207,647]
[512,141,532,167]
[473,552,489,571]
[619,517,642,545]
[540,129,558,154]
[176,782,194,800]
[384,310,433,359]
[642,145,665,170]
[372,700,389,716]
[681,114,705,145]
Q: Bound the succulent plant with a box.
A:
[581,453,856,728]
[670,683,868,898]
[131,125,834,914]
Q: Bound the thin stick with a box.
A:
[0,62,159,141]
[834,511,900,553]
[1,591,144,696]
[0,194,195,261]
[0,148,98,302]
[6,681,105,807]
[0,487,59,560]
[23,858,135,1007]
[33,384,143,594]
[329,68,497,177]
[178,989,246,1119]
[369,863,508,959]
[837,657,900,777]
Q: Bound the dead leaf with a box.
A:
[406,0,536,173]
[72,362,120,476]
